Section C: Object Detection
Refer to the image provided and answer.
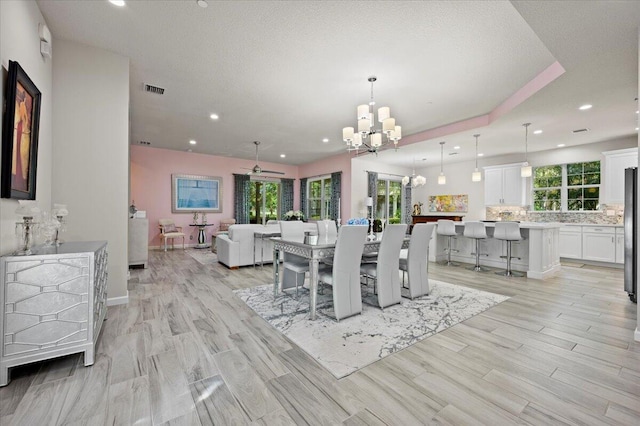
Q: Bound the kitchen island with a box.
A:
[429,221,561,279]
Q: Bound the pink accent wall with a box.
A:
[298,151,352,220]
[130,145,299,246]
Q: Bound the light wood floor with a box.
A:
[1,250,639,425]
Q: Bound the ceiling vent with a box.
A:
[139,140,151,145]
[572,128,590,133]
[144,83,165,95]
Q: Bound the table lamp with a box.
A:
[15,201,40,255]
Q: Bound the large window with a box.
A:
[532,161,600,212]
[249,180,280,224]
[376,179,402,224]
[307,176,331,220]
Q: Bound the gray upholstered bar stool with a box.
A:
[493,222,524,277]
[436,220,460,266]
[464,221,489,272]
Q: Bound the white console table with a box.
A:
[0,241,108,386]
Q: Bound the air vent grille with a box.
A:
[572,128,590,133]
[144,84,165,95]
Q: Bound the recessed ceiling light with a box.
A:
[557,144,566,147]
[636,110,639,114]
[280,154,286,158]
[189,140,197,145]
[196,0,208,8]
[109,0,126,6]
[636,127,639,131]
[209,113,219,120]
[478,153,484,157]
[322,138,329,143]
[579,104,592,110]
[533,130,543,135]
[453,146,460,150]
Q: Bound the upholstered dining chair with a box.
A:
[316,219,338,242]
[317,225,368,321]
[360,224,407,309]
[158,219,185,252]
[399,223,435,299]
[279,221,309,295]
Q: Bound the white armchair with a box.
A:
[158,218,185,252]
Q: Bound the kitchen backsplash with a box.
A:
[485,204,624,225]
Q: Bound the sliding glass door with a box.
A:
[249,180,280,224]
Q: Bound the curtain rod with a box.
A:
[300,171,338,180]
[364,170,407,178]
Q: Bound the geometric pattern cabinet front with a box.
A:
[0,241,108,386]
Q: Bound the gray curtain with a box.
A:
[367,171,378,219]
[330,172,341,222]
[299,177,308,218]
[233,174,250,224]
[402,180,412,224]
[280,178,294,218]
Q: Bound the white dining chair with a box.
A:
[360,224,407,309]
[279,221,309,295]
[316,219,338,242]
[399,223,435,299]
[317,225,368,321]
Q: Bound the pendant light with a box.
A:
[438,141,446,185]
[521,123,532,177]
[471,134,482,182]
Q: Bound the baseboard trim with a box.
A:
[635,327,640,342]
[527,264,562,280]
[107,294,129,306]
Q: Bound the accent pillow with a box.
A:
[164,224,177,233]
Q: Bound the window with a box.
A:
[533,165,562,211]
[376,179,402,224]
[567,161,600,211]
[307,176,331,220]
[249,180,280,224]
[532,161,600,212]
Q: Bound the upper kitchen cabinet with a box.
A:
[484,164,526,206]
[602,148,638,205]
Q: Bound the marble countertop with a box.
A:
[557,223,623,227]
[453,221,562,229]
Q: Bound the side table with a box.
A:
[189,224,214,249]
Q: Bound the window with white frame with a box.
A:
[307,176,331,220]
[376,178,402,224]
[532,161,600,211]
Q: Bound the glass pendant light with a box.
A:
[472,134,482,182]
[521,123,532,177]
[438,141,446,185]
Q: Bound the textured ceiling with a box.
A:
[37,0,639,168]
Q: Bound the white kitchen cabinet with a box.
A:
[615,227,624,264]
[602,148,638,205]
[483,164,525,206]
[559,225,582,259]
[582,226,616,263]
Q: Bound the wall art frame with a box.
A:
[172,174,223,213]
[1,61,42,200]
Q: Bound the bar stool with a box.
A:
[493,222,524,277]
[437,220,460,266]
[464,221,489,272]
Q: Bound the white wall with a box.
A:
[52,40,130,303]
[350,156,411,218]
[413,136,637,220]
[0,1,53,254]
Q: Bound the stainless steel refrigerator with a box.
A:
[624,167,637,303]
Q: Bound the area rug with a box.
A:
[235,281,509,379]
[187,249,217,265]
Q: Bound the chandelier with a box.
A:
[402,159,426,187]
[342,76,402,153]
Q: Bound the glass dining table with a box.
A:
[271,234,409,320]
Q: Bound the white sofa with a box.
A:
[216,222,317,269]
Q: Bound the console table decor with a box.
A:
[190,223,214,248]
[0,241,108,386]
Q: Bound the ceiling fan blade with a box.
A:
[260,170,286,175]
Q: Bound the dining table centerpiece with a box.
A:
[284,210,304,221]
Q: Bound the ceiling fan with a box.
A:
[244,141,285,175]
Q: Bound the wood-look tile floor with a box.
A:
[1,250,639,425]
